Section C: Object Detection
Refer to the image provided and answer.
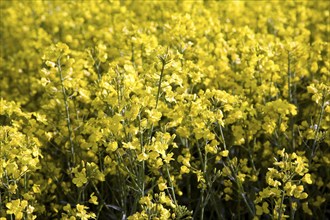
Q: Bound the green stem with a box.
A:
[289,197,295,220]
[311,92,326,159]
[91,182,112,218]
[196,141,207,220]
[201,148,208,220]
[287,52,297,152]
[95,61,101,81]
[149,58,166,144]
[219,124,227,151]
[230,162,254,217]
[287,52,292,103]
[140,151,145,198]
[57,57,75,168]
[137,113,145,197]
[155,59,166,109]
[278,190,285,220]
[115,67,121,106]
[165,164,177,205]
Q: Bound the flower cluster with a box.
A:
[1,0,329,219]
[254,149,312,219]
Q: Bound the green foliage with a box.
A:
[1,0,329,219]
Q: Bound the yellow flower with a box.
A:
[89,193,99,205]
[137,152,149,161]
[224,187,233,194]
[32,184,41,194]
[76,204,96,220]
[97,43,108,62]
[302,173,313,184]
[312,196,326,207]
[262,202,270,214]
[256,205,263,216]
[158,192,172,207]
[219,150,229,157]
[284,182,296,196]
[302,202,312,215]
[180,165,190,174]
[8,183,17,194]
[139,196,152,207]
[205,144,217,154]
[162,152,174,164]
[72,168,88,187]
[122,142,136,150]
[155,158,164,169]
[6,199,28,220]
[158,182,167,191]
[146,109,162,124]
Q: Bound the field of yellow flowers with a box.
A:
[0,0,329,219]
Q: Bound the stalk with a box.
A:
[289,197,295,220]
[201,148,208,220]
[149,55,167,143]
[287,52,296,152]
[138,113,145,198]
[219,124,227,151]
[155,58,166,109]
[278,190,286,220]
[287,52,292,103]
[95,61,101,81]
[57,57,75,168]
[195,141,207,220]
[220,124,254,216]
[311,92,326,159]
[165,164,177,205]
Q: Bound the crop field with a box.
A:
[0,0,329,219]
